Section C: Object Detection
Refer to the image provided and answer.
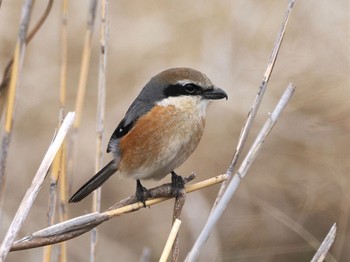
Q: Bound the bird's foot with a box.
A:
[171,171,185,198]
[135,180,151,207]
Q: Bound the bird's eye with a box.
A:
[184,84,197,94]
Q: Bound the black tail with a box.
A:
[69,160,118,203]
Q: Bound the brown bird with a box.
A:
[69,67,227,204]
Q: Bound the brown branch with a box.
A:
[171,191,186,262]
[10,174,227,252]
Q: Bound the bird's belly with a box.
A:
[118,105,205,180]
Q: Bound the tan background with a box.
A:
[0,0,349,261]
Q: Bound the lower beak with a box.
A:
[202,87,228,100]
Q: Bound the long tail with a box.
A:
[69,160,118,203]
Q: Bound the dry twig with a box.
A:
[10,174,227,251]
[171,190,186,261]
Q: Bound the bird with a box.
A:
[69,67,227,204]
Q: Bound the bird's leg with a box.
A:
[171,171,185,197]
[135,179,151,207]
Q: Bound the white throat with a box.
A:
[157,96,210,118]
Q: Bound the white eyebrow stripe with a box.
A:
[176,79,193,86]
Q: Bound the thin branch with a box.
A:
[0,112,75,261]
[212,0,296,210]
[185,84,296,261]
[171,190,186,261]
[311,223,337,262]
[160,219,182,262]
[10,174,228,251]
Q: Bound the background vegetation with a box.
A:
[0,0,348,261]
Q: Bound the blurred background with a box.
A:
[0,0,349,261]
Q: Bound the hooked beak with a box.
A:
[202,86,228,100]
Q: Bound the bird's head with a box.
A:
[139,68,228,113]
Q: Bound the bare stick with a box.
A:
[10,174,227,251]
[0,112,75,261]
[160,219,182,262]
[171,190,186,261]
[91,0,109,260]
[186,84,296,261]
[212,0,296,210]
[311,224,337,262]
[0,0,34,225]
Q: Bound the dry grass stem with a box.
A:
[57,2,69,262]
[311,223,337,262]
[73,0,98,129]
[68,0,98,215]
[160,219,182,262]
[0,0,53,101]
[10,174,227,251]
[0,112,75,261]
[43,2,69,260]
[0,0,34,225]
[186,84,296,261]
[91,0,109,260]
[212,0,296,210]
[0,0,54,226]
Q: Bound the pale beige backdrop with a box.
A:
[0,0,349,261]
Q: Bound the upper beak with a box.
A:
[202,86,228,100]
